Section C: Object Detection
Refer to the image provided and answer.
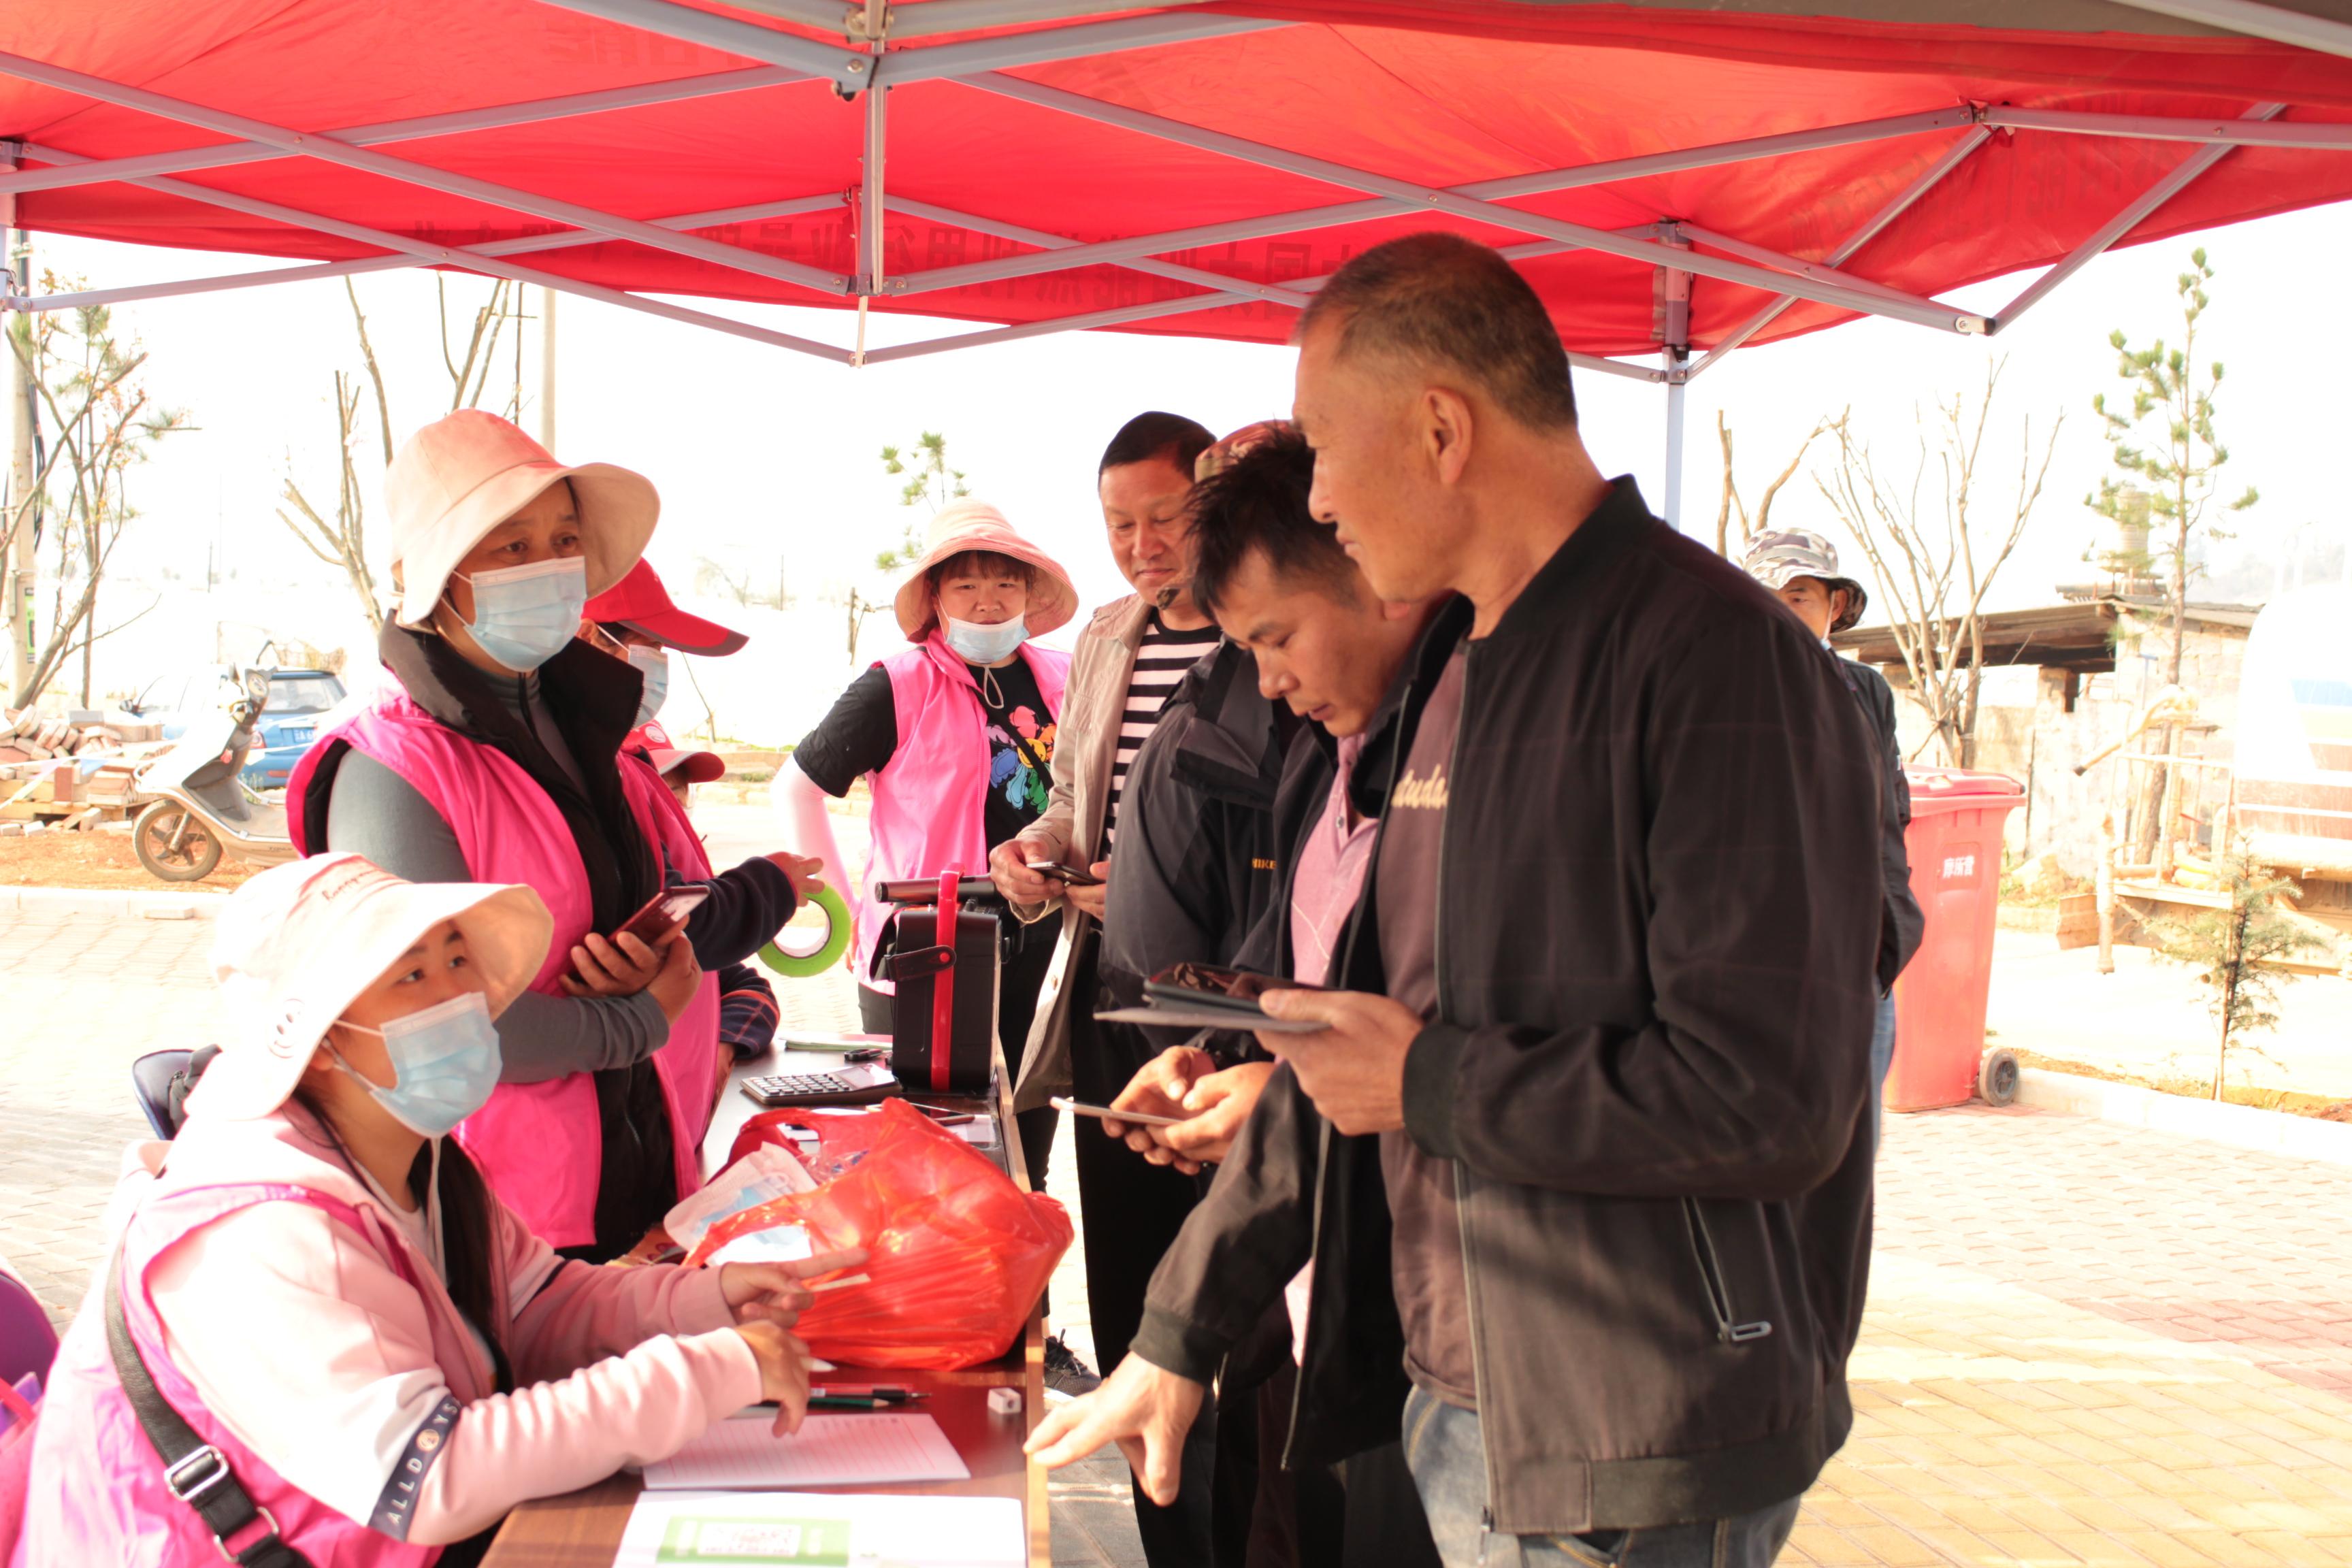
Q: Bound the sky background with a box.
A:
[14,197,2350,743]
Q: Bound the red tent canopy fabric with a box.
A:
[0,0,2347,365]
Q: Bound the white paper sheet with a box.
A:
[642,1413,972,1492]
[617,1490,1022,1567]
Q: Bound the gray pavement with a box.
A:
[8,897,2352,1565]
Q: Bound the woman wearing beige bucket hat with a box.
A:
[19,855,860,1567]
[772,499,1075,1189]
[284,410,726,1264]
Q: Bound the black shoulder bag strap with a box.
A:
[104,1242,317,1568]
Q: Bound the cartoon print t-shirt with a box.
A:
[968,655,1055,850]
[791,655,1056,851]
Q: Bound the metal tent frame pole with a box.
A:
[0,0,2342,382]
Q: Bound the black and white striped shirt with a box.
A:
[1107,612,1222,843]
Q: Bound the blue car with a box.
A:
[133,665,348,790]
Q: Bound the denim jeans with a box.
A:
[1400,1386,1803,1568]
[1868,989,1897,1148]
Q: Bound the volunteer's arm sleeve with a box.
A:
[325,751,669,1081]
[1399,615,1882,1202]
[682,855,798,969]
[790,666,898,798]
[150,1200,762,1550]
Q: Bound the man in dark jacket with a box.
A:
[1742,529,1927,1125]
[1085,630,1298,1567]
[1030,232,1884,1568]
[1107,425,1445,1568]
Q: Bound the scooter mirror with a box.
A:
[244,668,270,702]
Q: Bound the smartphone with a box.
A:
[1025,860,1103,887]
[1142,961,1324,1015]
[1051,1095,1186,1129]
[613,885,710,947]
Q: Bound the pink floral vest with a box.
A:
[16,1184,445,1567]
[859,636,1069,990]
[287,690,716,1247]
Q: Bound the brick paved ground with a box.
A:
[4,904,2350,1565]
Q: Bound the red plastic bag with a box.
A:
[691,1100,1072,1369]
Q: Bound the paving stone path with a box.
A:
[3,909,2348,1565]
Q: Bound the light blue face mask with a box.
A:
[330,990,504,1139]
[627,644,670,726]
[454,556,588,672]
[944,615,1028,665]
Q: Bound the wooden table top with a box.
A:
[480,1045,1054,1567]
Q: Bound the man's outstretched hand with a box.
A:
[1024,1354,1205,1505]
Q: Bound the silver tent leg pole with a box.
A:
[1662,352,1686,529]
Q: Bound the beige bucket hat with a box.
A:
[191,854,553,1122]
[892,500,1078,641]
[386,410,659,629]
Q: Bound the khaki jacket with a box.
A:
[1008,593,1152,1110]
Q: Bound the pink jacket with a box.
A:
[288,689,719,1247]
[859,636,1069,990]
[15,1109,760,1565]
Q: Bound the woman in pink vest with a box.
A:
[287,412,740,1262]
[18,854,857,1567]
[774,502,1074,1190]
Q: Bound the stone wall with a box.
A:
[1872,616,2252,877]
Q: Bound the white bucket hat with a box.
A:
[386,410,659,630]
[191,854,553,1122]
[892,500,1078,641]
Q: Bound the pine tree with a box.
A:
[2146,850,2322,1099]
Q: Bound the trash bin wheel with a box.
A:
[1978,1047,2020,1108]
[134,801,223,883]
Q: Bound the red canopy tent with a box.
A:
[1,0,2348,520]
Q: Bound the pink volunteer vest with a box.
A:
[287,690,717,1248]
[18,1184,457,1567]
[858,636,1068,990]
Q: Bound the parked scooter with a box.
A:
[131,665,298,883]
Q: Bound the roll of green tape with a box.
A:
[759,883,853,979]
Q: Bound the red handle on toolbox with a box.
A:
[930,869,959,1093]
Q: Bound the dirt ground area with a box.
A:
[0,830,257,890]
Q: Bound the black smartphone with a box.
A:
[1142,961,1324,1015]
[1025,859,1102,887]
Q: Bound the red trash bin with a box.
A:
[1886,767,2025,1112]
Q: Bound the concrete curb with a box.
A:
[2017,1066,2352,1169]
[0,885,230,919]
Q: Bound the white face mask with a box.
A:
[452,557,588,673]
[943,615,1028,664]
[627,644,670,725]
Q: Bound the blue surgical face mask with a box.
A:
[453,557,588,672]
[943,615,1028,665]
[627,644,670,726]
[330,990,504,1139]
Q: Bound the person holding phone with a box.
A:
[583,561,828,1089]
[289,410,710,1262]
[19,855,862,1565]
[771,500,1075,1192]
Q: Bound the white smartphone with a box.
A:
[1050,1095,1185,1128]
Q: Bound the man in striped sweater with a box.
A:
[994,412,1243,1560]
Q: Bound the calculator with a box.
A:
[739,1066,901,1108]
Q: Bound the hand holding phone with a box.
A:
[615,885,712,947]
[563,887,708,1000]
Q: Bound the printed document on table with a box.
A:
[643,1412,971,1491]
[616,1490,1023,1567]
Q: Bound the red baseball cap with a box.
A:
[627,721,727,785]
[585,559,749,655]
